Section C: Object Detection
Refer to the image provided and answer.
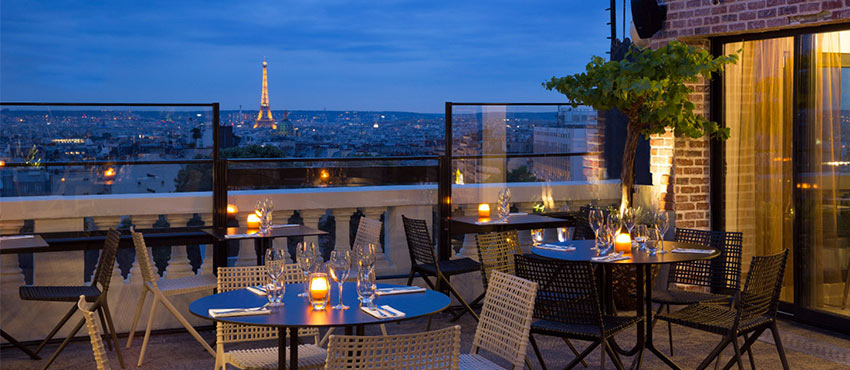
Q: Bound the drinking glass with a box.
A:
[531,229,544,246]
[633,225,649,251]
[557,227,572,242]
[356,267,377,308]
[264,248,285,305]
[622,207,637,236]
[255,198,274,233]
[597,226,614,255]
[355,243,377,272]
[329,250,351,310]
[607,212,622,236]
[654,210,670,254]
[588,209,605,251]
[296,242,319,297]
[646,228,662,256]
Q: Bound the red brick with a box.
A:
[696,202,711,210]
[823,0,844,10]
[678,220,696,228]
[688,18,704,27]
[705,16,721,25]
[757,8,777,18]
[687,0,702,7]
[695,7,711,16]
[684,167,704,175]
[729,22,747,31]
[767,0,786,6]
[740,11,758,20]
[767,18,789,27]
[778,5,798,15]
[691,194,708,202]
[695,220,710,228]
[730,3,747,12]
[748,1,766,10]
[721,14,739,22]
[748,20,766,29]
[800,3,820,11]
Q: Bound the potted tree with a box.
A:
[544,41,738,210]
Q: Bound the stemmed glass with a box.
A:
[634,224,649,252]
[607,212,622,236]
[296,242,319,297]
[622,207,637,237]
[264,248,285,306]
[355,243,377,272]
[328,250,351,310]
[588,209,605,251]
[654,210,670,254]
[531,229,544,246]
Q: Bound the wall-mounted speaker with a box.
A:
[631,0,667,39]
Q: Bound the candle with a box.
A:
[246,213,261,229]
[309,274,330,310]
[615,233,632,253]
[226,204,238,216]
[478,203,490,219]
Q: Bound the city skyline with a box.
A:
[0,1,613,113]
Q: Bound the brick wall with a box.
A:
[644,0,850,229]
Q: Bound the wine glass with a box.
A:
[646,228,662,256]
[622,207,637,236]
[597,225,614,255]
[355,243,377,272]
[607,212,622,236]
[356,267,377,308]
[633,224,649,251]
[654,210,670,254]
[531,229,544,246]
[557,227,571,242]
[329,250,351,310]
[296,242,319,297]
[264,248,285,305]
[588,209,604,251]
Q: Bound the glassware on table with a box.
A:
[607,212,622,236]
[355,243,377,272]
[531,229,544,246]
[255,198,274,233]
[307,269,331,310]
[654,210,670,254]
[557,227,572,242]
[589,209,605,251]
[356,267,377,308]
[622,207,637,236]
[497,188,512,222]
[597,226,614,255]
[646,228,662,256]
[328,250,351,310]
[264,248,285,305]
[296,242,319,297]
[633,225,649,251]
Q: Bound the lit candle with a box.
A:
[226,204,238,216]
[615,233,632,253]
[478,203,491,219]
[309,275,330,310]
[246,213,261,229]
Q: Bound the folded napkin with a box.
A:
[208,306,270,318]
[0,235,34,241]
[591,254,630,262]
[361,305,405,319]
[375,287,426,296]
[509,212,528,216]
[672,248,715,254]
[474,220,508,225]
[246,285,267,296]
[270,224,299,229]
[225,233,259,239]
[535,244,575,252]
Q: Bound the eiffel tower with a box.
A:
[254,60,276,129]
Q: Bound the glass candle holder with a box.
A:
[308,273,330,310]
[246,213,261,229]
[478,203,490,219]
[615,233,632,254]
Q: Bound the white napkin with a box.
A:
[208,306,270,318]
[246,285,267,296]
[535,244,575,252]
[591,254,630,262]
[361,305,405,319]
[672,248,715,254]
[0,235,34,241]
[225,233,259,239]
[270,224,299,229]
[375,287,426,296]
[474,220,508,225]
[509,212,528,216]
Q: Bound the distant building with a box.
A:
[532,106,597,181]
[255,60,276,129]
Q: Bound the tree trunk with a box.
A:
[620,123,642,212]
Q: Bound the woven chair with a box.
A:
[515,254,641,370]
[215,264,325,370]
[318,217,388,347]
[652,228,743,356]
[325,325,461,370]
[20,228,125,370]
[402,215,481,321]
[125,229,216,366]
[459,271,536,370]
[656,249,791,370]
[76,296,112,370]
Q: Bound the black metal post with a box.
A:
[438,102,453,262]
[211,103,228,274]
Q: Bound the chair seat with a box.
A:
[156,273,217,295]
[652,288,733,305]
[459,354,506,370]
[531,315,641,340]
[225,344,326,370]
[414,258,480,277]
[656,303,772,335]
[20,285,101,302]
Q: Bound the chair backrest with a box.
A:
[572,205,598,240]
[736,249,789,325]
[353,217,382,250]
[92,229,121,293]
[325,325,460,370]
[401,215,436,265]
[77,295,112,370]
[671,229,743,294]
[131,230,159,288]
[215,264,317,345]
[471,271,537,369]
[514,254,603,328]
[475,230,522,290]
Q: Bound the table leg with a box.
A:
[643,265,681,369]
[344,325,353,336]
[629,265,646,369]
[355,325,364,336]
[1,329,40,360]
[289,327,299,370]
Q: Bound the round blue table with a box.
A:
[189,282,450,370]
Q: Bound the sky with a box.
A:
[1,1,615,113]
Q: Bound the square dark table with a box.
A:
[0,234,49,359]
[204,225,327,265]
[450,214,573,235]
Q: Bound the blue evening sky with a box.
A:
[1,1,614,112]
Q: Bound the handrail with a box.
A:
[0,102,216,107]
[2,159,213,167]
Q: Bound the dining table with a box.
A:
[532,239,720,369]
[0,234,50,360]
[189,282,450,370]
[204,225,327,265]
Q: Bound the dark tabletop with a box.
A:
[532,239,720,265]
[204,225,327,241]
[451,214,572,234]
[189,282,450,328]
[0,235,49,254]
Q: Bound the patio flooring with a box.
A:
[2,310,849,369]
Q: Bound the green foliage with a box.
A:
[174,145,285,192]
[543,41,738,140]
[506,165,538,183]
